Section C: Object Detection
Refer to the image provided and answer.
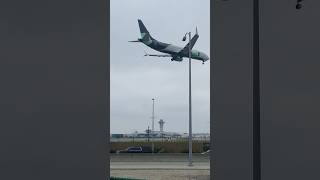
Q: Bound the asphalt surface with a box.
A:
[111,170,210,180]
[110,153,210,180]
[111,153,209,162]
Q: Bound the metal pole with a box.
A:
[152,98,155,154]
[188,32,193,166]
[147,126,150,142]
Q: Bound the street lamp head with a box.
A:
[182,32,189,41]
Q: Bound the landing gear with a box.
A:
[202,60,205,65]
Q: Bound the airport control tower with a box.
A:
[158,119,165,133]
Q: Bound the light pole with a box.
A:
[183,32,193,166]
[151,98,155,154]
[146,126,150,142]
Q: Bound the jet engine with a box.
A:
[171,56,183,61]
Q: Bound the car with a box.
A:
[117,146,142,153]
[201,150,211,155]
[117,146,152,153]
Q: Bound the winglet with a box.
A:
[196,27,198,35]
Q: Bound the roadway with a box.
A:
[110,153,210,180]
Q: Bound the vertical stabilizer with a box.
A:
[137,19,152,45]
[138,19,149,35]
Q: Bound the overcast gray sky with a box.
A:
[110,0,210,134]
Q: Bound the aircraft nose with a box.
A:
[204,54,209,61]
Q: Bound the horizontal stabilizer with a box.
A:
[128,40,141,42]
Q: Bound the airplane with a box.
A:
[129,19,209,64]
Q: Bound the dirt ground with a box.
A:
[111,169,210,180]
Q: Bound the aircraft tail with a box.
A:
[137,19,153,45]
[138,19,149,35]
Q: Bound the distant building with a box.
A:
[112,130,182,139]
[111,134,124,138]
[110,131,209,140]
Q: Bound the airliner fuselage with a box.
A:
[131,19,209,63]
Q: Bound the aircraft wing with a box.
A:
[178,30,199,55]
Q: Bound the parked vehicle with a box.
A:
[201,150,210,155]
[117,147,142,153]
[117,146,152,153]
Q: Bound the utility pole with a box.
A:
[188,32,193,167]
[183,31,193,166]
[147,126,150,142]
